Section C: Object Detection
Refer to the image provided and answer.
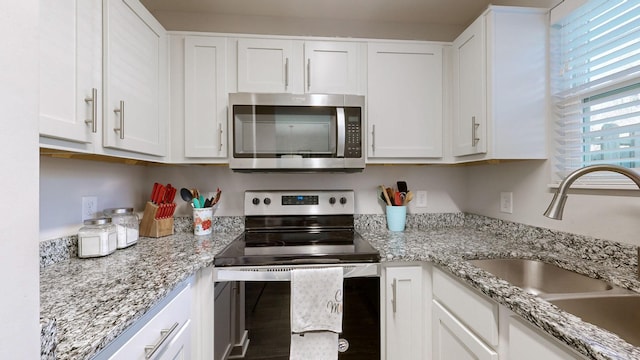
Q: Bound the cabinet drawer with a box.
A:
[108,284,192,360]
[433,267,498,347]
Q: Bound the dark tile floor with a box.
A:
[243,279,380,360]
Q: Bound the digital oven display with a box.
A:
[282,195,319,205]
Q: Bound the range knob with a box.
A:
[340,197,347,205]
[263,197,271,205]
[329,197,336,205]
[252,197,260,205]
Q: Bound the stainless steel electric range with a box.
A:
[213,190,381,360]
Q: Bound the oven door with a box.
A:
[214,264,381,359]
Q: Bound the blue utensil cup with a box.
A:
[386,205,407,231]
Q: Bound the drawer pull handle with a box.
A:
[144,322,179,359]
[391,278,397,314]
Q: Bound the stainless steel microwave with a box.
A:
[229,93,365,172]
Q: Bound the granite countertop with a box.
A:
[40,214,640,360]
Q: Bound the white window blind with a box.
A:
[551,0,640,185]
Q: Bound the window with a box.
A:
[551,0,640,185]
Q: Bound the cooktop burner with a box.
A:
[213,190,380,267]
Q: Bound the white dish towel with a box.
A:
[290,267,344,333]
[290,332,338,360]
[290,267,343,360]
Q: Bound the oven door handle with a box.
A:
[214,263,380,282]
[336,107,346,158]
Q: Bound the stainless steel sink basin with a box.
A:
[468,259,613,296]
[550,295,640,347]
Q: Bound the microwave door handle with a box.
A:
[336,108,346,157]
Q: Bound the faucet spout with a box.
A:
[544,164,640,220]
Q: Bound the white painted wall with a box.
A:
[146,164,468,216]
[465,160,640,246]
[39,157,149,240]
[0,0,40,358]
[39,162,468,238]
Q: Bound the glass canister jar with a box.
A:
[78,218,117,258]
[103,207,139,249]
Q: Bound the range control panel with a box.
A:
[244,190,355,216]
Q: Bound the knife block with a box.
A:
[139,201,174,238]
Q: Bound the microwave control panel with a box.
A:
[345,114,362,158]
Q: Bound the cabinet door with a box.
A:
[451,15,487,157]
[368,42,443,159]
[385,266,424,360]
[39,0,101,144]
[237,38,294,93]
[304,41,359,94]
[432,301,498,360]
[184,36,227,158]
[103,0,167,156]
[508,315,582,360]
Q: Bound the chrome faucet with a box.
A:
[544,164,640,279]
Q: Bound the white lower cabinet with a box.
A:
[383,264,429,360]
[506,313,584,360]
[432,301,498,360]
[432,266,587,360]
[100,282,192,360]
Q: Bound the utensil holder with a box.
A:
[386,205,407,232]
[139,201,174,238]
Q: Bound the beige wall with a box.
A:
[465,160,640,246]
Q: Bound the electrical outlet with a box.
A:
[416,190,428,207]
[82,196,98,221]
[500,192,513,214]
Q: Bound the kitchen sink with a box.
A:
[550,295,640,347]
[468,259,613,296]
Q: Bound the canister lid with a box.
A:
[103,207,134,215]
[83,217,112,225]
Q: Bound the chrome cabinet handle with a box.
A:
[472,116,480,147]
[113,101,125,140]
[218,123,223,152]
[391,278,397,314]
[371,124,376,153]
[84,88,98,133]
[284,57,289,90]
[144,322,180,360]
[307,58,311,91]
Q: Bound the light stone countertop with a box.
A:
[40,214,640,360]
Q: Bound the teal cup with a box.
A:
[386,206,407,231]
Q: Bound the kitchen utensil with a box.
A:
[404,191,414,205]
[199,195,205,208]
[193,197,201,209]
[386,187,396,205]
[212,188,221,205]
[397,181,408,194]
[180,188,194,202]
[380,185,392,206]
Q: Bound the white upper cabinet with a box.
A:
[103,0,168,156]
[237,38,362,94]
[184,36,228,159]
[368,42,444,160]
[451,16,486,157]
[451,6,548,161]
[304,41,359,94]
[39,0,102,147]
[168,34,228,163]
[237,38,294,93]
